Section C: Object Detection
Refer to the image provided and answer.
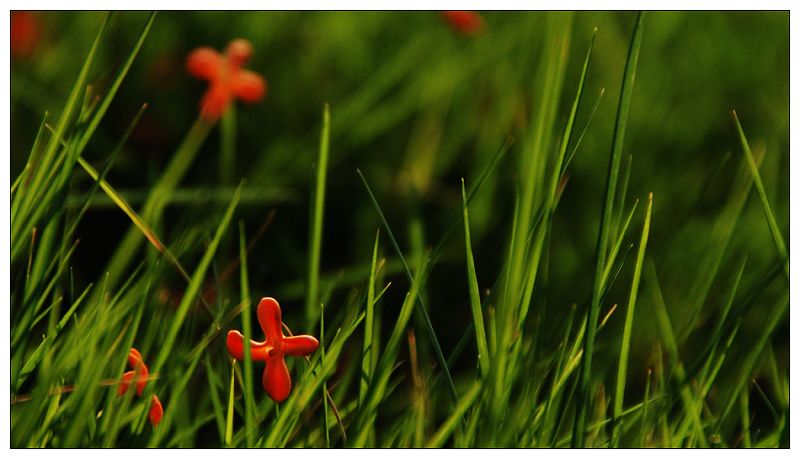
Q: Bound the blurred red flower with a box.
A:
[186,38,267,122]
[11,11,43,59]
[118,348,164,428]
[441,11,485,36]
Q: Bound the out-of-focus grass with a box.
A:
[10,11,788,447]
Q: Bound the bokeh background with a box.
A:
[11,11,788,445]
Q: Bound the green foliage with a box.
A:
[10,11,788,448]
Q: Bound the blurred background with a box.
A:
[11,11,789,441]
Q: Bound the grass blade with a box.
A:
[306,104,331,325]
[612,192,653,446]
[461,179,491,378]
[646,261,708,447]
[359,230,381,408]
[151,184,242,376]
[426,382,482,447]
[237,221,256,447]
[225,360,236,446]
[732,111,788,278]
[356,169,459,406]
[573,11,645,447]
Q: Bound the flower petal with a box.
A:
[257,297,284,345]
[127,348,144,368]
[226,330,271,361]
[118,371,134,396]
[186,47,223,80]
[226,330,246,360]
[263,355,291,402]
[225,38,253,68]
[282,335,319,356]
[200,84,232,121]
[231,70,266,103]
[149,395,164,427]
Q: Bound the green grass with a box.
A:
[10,11,788,448]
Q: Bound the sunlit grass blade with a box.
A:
[732,111,788,278]
[73,12,156,155]
[237,220,256,447]
[461,179,491,378]
[426,381,482,447]
[353,262,424,446]
[612,192,653,446]
[573,11,645,448]
[76,157,192,285]
[65,103,148,244]
[11,13,110,263]
[600,199,639,289]
[225,360,236,446]
[306,104,330,325]
[99,116,213,295]
[359,230,381,408]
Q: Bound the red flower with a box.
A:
[11,11,43,59]
[148,394,163,427]
[441,11,485,36]
[118,348,164,427]
[226,297,319,402]
[186,38,267,122]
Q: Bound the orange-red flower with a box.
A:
[226,297,319,402]
[441,11,485,36]
[186,38,267,122]
[118,348,164,427]
[11,11,43,59]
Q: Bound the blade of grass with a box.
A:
[353,261,424,446]
[356,169,459,406]
[321,303,331,447]
[225,360,236,446]
[612,192,653,446]
[306,104,331,325]
[237,220,256,447]
[73,12,156,155]
[740,389,751,448]
[461,179,491,378]
[639,369,652,446]
[99,116,213,296]
[11,14,109,262]
[646,261,708,447]
[204,355,226,442]
[150,184,241,376]
[426,381,482,447]
[732,111,788,278]
[76,157,191,283]
[573,11,645,448]
[359,230,381,408]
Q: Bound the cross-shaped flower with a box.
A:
[226,297,319,402]
[186,38,267,122]
[118,348,164,427]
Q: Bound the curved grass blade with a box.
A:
[732,111,788,279]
